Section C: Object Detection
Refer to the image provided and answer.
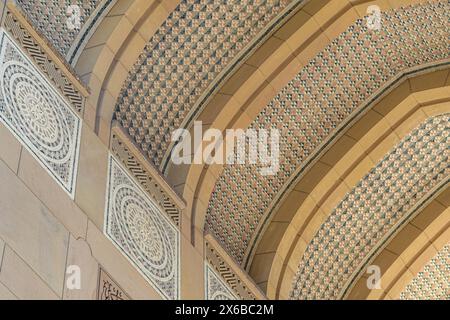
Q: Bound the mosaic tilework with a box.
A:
[3,8,85,114]
[16,0,102,57]
[289,115,450,300]
[0,30,81,197]
[206,1,450,264]
[67,0,117,65]
[110,128,182,226]
[400,243,450,300]
[205,263,239,300]
[105,155,179,300]
[205,239,258,300]
[115,0,291,167]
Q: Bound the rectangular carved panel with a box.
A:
[104,155,180,300]
[0,29,81,197]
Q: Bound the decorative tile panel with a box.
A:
[0,29,81,197]
[205,263,238,300]
[290,114,450,300]
[104,155,180,300]
[16,0,103,57]
[205,2,450,265]
[97,267,130,300]
[400,243,450,300]
[110,128,182,226]
[115,0,291,167]
[205,238,259,300]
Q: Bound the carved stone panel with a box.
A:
[0,29,81,197]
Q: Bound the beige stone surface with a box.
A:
[75,125,108,230]
[0,282,17,300]
[17,148,87,239]
[180,234,204,300]
[0,246,59,299]
[0,237,4,270]
[0,123,22,174]
[63,235,99,300]
[0,159,69,295]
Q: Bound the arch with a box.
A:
[73,0,179,141]
[346,191,450,299]
[192,0,449,267]
[269,93,450,299]
[180,0,398,249]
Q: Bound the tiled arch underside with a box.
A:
[16,0,104,56]
[290,114,450,300]
[114,0,292,167]
[205,1,450,264]
[400,242,450,300]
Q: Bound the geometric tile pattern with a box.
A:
[115,0,290,167]
[400,243,450,300]
[66,0,117,65]
[104,155,180,300]
[205,263,238,300]
[3,8,85,113]
[16,0,102,57]
[206,2,450,264]
[205,239,257,300]
[110,129,182,226]
[0,30,81,198]
[290,114,450,300]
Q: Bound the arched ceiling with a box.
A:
[113,0,295,167]
[400,242,450,300]
[205,1,449,266]
[16,0,116,63]
[290,113,449,299]
[14,0,450,300]
[346,188,450,300]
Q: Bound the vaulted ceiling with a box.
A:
[16,0,450,299]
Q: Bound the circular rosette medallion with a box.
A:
[0,61,72,163]
[113,184,175,282]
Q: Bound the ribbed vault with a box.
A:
[400,242,450,300]
[205,1,449,266]
[113,0,302,168]
[14,0,450,300]
[290,113,449,299]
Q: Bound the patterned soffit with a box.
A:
[290,114,450,300]
[16,0,115,63]
[400,242,450,300]
[205,1,450,265]
[114,0,294,167]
